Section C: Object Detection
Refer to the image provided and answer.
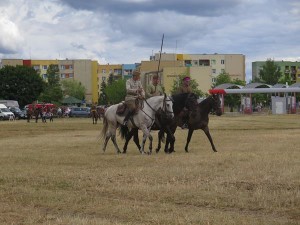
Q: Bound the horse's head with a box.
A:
[210,94,222,116]
[162,93,174,119]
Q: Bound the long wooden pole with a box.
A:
[157,34,164,80]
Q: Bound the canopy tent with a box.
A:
[61,96,82,105]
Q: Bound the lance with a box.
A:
[156,34,164,88]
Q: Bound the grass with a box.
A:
[0,115,299,225]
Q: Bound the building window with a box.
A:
[43,65,48,70]
[33,65,40,70]
[199,60,210,66]
[42,74,47,79]
[102,69,106,73]
[221,69,225,73]
[212,77,216,83]
[61,65,65,70]
[211,59,216,65]
[212,69,216,74]
[185,60,192,67]
[69,65,73,69]
[61,74,65,79]
[69,73,74,78]
[221,60,225,64]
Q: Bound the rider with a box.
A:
[123,68,145,126]
[177,76,193,129]
[146,74,164,99]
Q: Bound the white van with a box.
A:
[0,104,14,120]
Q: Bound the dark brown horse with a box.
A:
[26,107,42,123]
[161,94,222,153]
[91,106,99,124]
[120,93,198,153]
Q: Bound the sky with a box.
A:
[0,0,300,82]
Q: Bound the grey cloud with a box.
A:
[59,0,241,16]
[71,42,86,50]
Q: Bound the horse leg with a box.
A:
[125,128,141,153]
[111,135,121,154]
[102,136,110,152]
[133,129,141,150]
[140,125,151,154]
[185,129,194,152]
[203,126,217,152]
[148,134,153,155]
[123,129,134,154]
[155,130,164,153]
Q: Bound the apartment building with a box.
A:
[252,61,300,83]
[141,53,245,94]
[1,59,98,104]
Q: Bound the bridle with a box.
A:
[210,94,222,114]
[142,94,173,121]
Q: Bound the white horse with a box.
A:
[101,94,174,154]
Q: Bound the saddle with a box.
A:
[116,102,128,116]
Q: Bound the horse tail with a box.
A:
[101,116,108,140]
[119,125,129,140]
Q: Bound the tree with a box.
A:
[61,79,86,100]
[213,72,231,86]
[47,64,60,86]
[170,73,205,97]
[0,65,45,107]
[214,72,246,112]
[108,73,114,85]
[98,79,108,105]
[39,64,63,103]
[259,59,282,85]
[105,79,126,104]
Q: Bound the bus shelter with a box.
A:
[210,83,300,114]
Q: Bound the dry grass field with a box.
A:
[0,115,299,225]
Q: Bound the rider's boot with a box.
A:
[123,110,133,126]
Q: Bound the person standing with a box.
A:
[146,75,164,99]
[123,69,145,126]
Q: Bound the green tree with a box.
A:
[39,64,63,103]
[214,72,246,112]
[108,73,114,85]
[0,65,45,107]
[105,79,126,104]
[170,73,205,97]
[213,72,231,86]
[98,79,108,105]
[61,79,86,100]
[259,59,282,85]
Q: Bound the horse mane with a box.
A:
[171,93,190,114]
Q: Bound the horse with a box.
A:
[101,94,174,154]
[161,94,222,153]
[26,107,42,123]
[120,93,199,154]
[97,106,105,120]
[91,106,99,124]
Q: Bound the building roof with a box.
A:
[243,83,272,88]
[62,96,82,105]
[214,83,243,89]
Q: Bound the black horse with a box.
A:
[120,93,198,153]
[160,94,222,153]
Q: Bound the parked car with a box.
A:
[0,104,14,120]
[8,107,26,120]
[68,107,90,118]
